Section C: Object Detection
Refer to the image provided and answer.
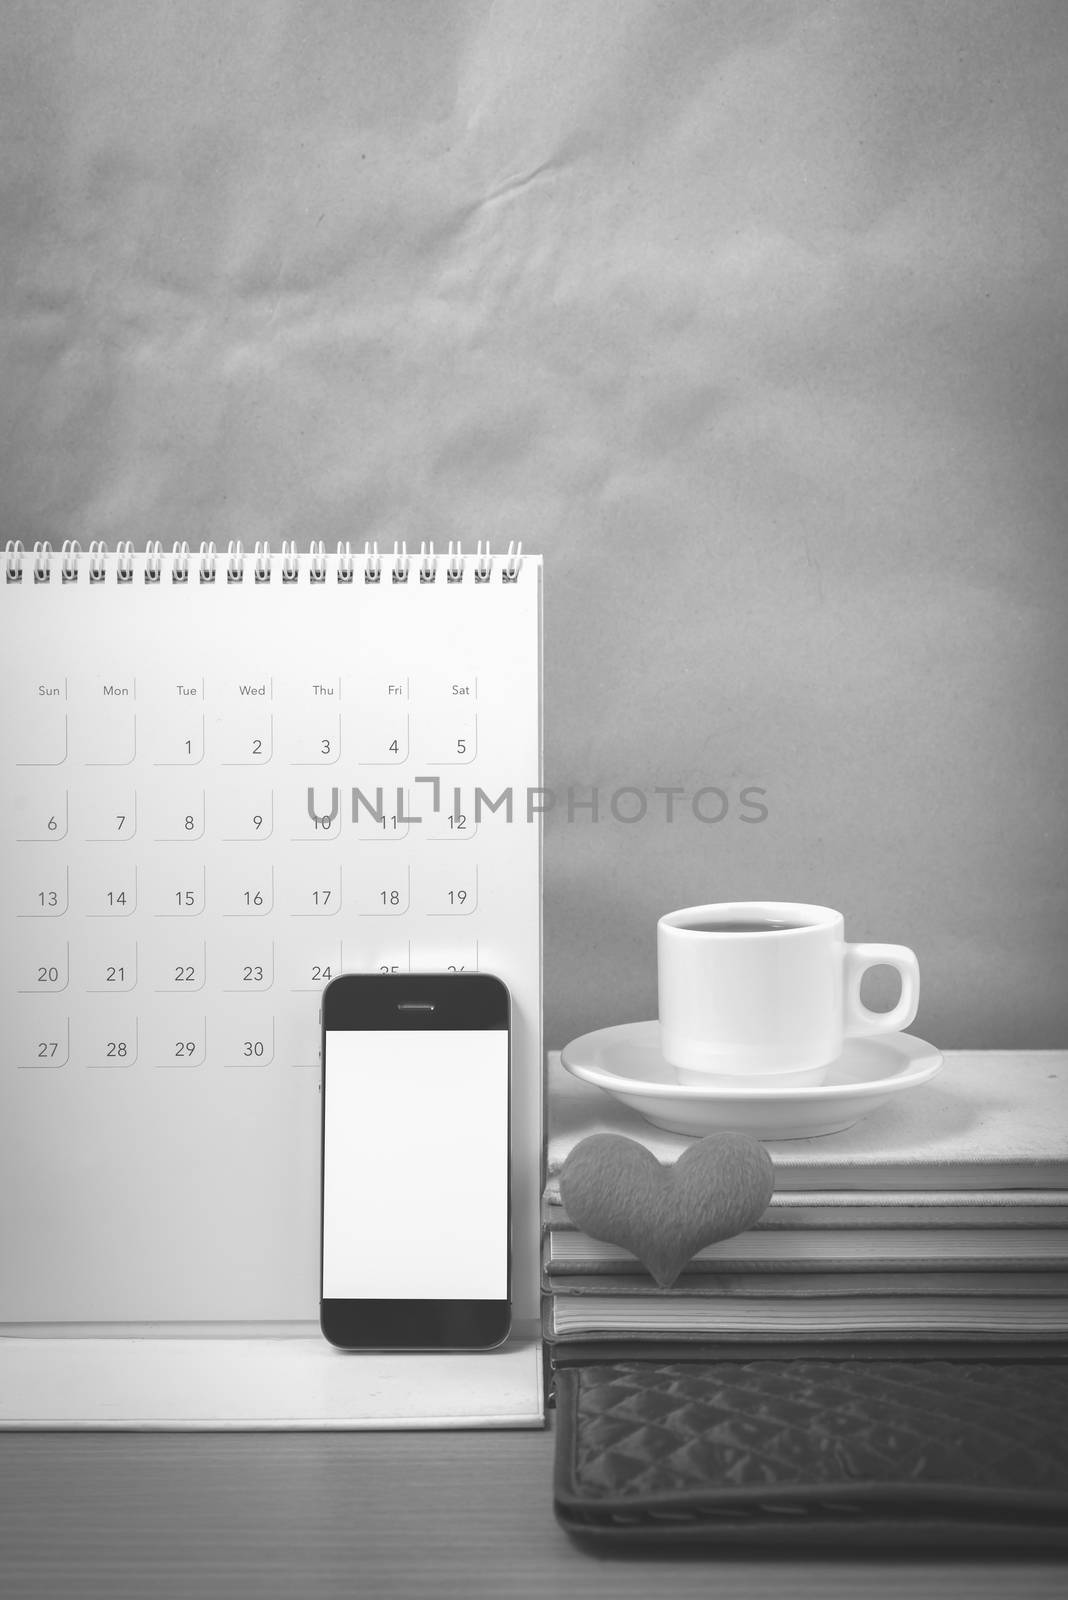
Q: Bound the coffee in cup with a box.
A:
[657,902,920,1089]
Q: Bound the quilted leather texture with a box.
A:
[554,1359,1068,1546]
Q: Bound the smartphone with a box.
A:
[319,971,511,1351]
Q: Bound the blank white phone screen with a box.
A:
[322,1029,509,1300]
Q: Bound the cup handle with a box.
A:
[843,943,920,1038]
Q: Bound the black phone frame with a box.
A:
[319,971,512,1352]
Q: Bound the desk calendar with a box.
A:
[0,541,542,1346]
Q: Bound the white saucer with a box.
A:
[560,1021,943,1140]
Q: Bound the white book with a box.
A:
[547,1050,1068,1195]
[546,1227,1068,1271]
[549,1297,1068,1339]
[547,1189,1068,1230]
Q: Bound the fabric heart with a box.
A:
[558,1131,775,1288]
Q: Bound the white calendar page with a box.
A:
[0,548,542,1327]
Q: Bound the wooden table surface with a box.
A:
[1,1423,1065,1600]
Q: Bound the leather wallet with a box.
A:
[553,1358,1068,1549]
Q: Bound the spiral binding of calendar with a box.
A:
[3,539,524,585]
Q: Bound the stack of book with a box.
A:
[543,1050,1068,1364]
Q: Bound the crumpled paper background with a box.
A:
[2,0,1066,1047]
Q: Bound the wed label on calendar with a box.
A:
[0,543,542,1326]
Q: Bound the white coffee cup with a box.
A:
[657,902,920,1089]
